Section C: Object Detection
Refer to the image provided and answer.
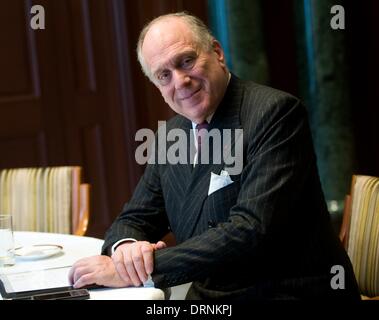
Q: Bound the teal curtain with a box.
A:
[295,0,355,203]
[208,0,269,83]
[208,0,232,70]
[208,0,355,206]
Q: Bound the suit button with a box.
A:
[208,220,216,228]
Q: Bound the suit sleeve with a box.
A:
[101,159,170,255]
[151,95,316,288]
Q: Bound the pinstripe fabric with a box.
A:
[102,75,360,300]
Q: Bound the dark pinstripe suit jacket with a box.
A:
[102,75,360,300]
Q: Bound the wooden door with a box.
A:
[0,0,207,237]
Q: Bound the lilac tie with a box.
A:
[196,121,209,148]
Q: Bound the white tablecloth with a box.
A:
[0,231,165,300]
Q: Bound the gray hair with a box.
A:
[137,12,215,81]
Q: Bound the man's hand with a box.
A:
[112,240,167,286]
[68,255,131,288]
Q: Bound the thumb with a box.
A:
[154,241,167,250]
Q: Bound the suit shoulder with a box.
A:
[242,81,301,108]
[239,80,306,118]
[237,80,309,135]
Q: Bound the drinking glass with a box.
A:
[0,215,15,267]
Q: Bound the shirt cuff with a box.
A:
[111,238,137,255]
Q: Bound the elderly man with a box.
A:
[69,12,360,300]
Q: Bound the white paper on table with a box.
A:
[0,266,71,294]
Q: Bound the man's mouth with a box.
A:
[179,88,201,101]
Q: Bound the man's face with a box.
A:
[141,18,229,124]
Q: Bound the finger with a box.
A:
[141,243,155,275]
[133,244,151,282]
[72,266,92,284]
[124,244,142,286]
[113,250,131,284]
[154,241,167,250]
[73,273,96,289]
[68,265,76,284]
[69,266,83,285]
[68,258,89,284]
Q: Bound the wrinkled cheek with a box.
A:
[167,98,181,113]
[197,91,208,106]
[161,92,173,106]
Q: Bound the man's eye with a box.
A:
[182,57,195,69]
[158,72,171,84]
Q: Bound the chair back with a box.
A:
[340,175,379,297]
[0,166,90,235]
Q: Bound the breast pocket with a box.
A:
[204,178,241,225]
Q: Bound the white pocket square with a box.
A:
[208,170,234,196]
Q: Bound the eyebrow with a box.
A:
[153,50,197,77]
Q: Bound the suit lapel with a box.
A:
[166,117,193,196]
[176,75,245,240]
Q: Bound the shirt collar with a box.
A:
[191,113,214,131]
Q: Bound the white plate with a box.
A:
[14,244,63,260]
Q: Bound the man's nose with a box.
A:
[173,69,191,90]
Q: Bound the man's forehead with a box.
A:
[143,18,194,49]
[142,19,197,70]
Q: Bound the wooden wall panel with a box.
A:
[0,0,49,170]
[0,1,32,97]
[0,133,47,168]
[0,0,208,237]
[50,0,138,235]
[81,125,111,233]
[69,0,97,93]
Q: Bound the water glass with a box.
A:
[0,215,15,267]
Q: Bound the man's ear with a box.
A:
[212,40,226,68]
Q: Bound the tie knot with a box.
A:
[196,121,209,131]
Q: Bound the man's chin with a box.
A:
[173,99,211,122]
[187,113,209,124]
